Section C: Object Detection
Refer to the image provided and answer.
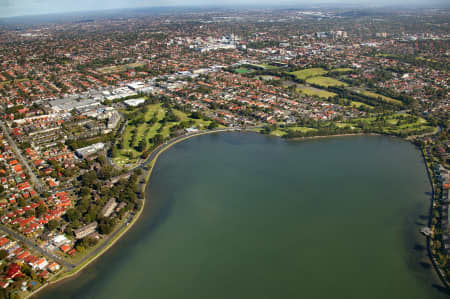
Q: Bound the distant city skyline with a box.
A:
[0,0,449,18]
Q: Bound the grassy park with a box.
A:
[248,63,279,70]
[97,62,147,74]
[270,126,317,137]
[289,68,328,80]
[305,76,348,88]
[270,129,288,137]
[347,100,373,109]
[271,113,433,139]
[345,113,434,135]
[287,67,404,110]
[289,67,353,80]
[235,67,252,74]
[329,68,353,73]
[359,90,403,106]
[113,102,217,166]
[296,87,337,99]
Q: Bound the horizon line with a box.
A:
[1,3,449,21]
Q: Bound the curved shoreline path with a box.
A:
[73,128,242,269]
[27,128,240,298]
[135,128,241,171]
[39,133,447,299]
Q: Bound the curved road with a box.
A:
[0,128,245,274]
[62,128,241,269]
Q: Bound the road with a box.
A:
[1,128,246,273]
[406,125,440,140]
[0,121,45,192]
[0,121,72,268]
[0,201,131,271]
[74,213,133,267]
[0,225,74,269]
[74,129,241,268]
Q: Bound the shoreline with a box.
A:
[26,129,446,297]
[286,131,449,288]
[27,128,237,298]
[421,148,450,289]
[285,132,381,141]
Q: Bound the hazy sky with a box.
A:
[0,0,448,18]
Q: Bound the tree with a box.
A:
[46,219,59,231]
[83,213,92,223]
[36,204,46,217]
[151,134,164,146]
[17,198,27,207]
[190,111,202,119]
[99,219,114,235]
[166,110,180,122]
[80,187,90,197]
[77,198,90,214]
[78,236,98,249]
[88,204,99,221]
[81,171,97,187]
[24,209,34,218]
[0,249,8,260]
[21,264,33,277]
[208,121,219,130]
[136,139,147,152]
[66,208,81,223]
[75,245,85,253]
[96,155,106,165]
[98,165,114,180]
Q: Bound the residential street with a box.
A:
[0,225,74,269]
[0,121,45,192]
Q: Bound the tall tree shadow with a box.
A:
[419,262,431,270]
[414,244,426,252]
[418,214,429,221]
[432,284,450,296]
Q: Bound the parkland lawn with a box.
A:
[305,76,348,88]
[270,126,317,137]
[96,62,147,74]
[235,68,252,74]
[114,103,215,166]
[289,68,328,80]
[350,101,373,109]
[359,90,403,106]
[270,113,433,138]
[288,68,402,108]
[329,68,353,73]
[288,67,353,81]
[296,87,337,99]
[249,63,279,70]
[345,114,434,135]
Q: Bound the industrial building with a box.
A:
[75,143,105,159]
[48,98,101,113]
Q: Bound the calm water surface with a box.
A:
[41,133,448,299]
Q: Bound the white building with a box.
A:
[75,143,105,159]
[124,98,146,107]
